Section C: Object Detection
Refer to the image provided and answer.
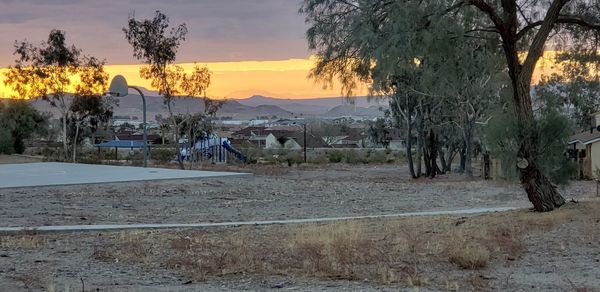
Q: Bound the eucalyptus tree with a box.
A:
[4,30,108,159]
[0,100,48,154]
[439,42,508,177]
[302,0,504,179]
[458,0,600,211]
[124,11,212,169]
[302,0,600,211]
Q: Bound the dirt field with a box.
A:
[0,154,43,165]
[0,163,599,291]
[0,164,594,227]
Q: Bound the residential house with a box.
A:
[232,126,296,148]
[328,129,370,148]
[115,132,162,145]
[265,131,330,150]
[568,111,600,178]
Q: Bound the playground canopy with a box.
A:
[95,140,149,149]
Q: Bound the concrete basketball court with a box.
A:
[0,162,248,189]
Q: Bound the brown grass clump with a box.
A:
[289,223,375,280]
[85,201,600,290]
[485,225,524,260]
[0,233,46,249]
[448,241,490,269]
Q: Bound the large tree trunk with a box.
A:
[494,0,567,212]
[514,82,565,211]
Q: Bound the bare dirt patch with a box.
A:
[0,164,594,227]
[0,164,598,290]
[0,154,43,164]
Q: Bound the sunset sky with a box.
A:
[0,0,363,99]
[0,0,558,99]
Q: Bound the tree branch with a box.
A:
[521,0,570,82]
[517,15,600,40]
[467,0,505,30]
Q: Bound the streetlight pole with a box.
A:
[108,75,148,168]
[127,86,148,168]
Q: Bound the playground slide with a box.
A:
[222,140,246,162]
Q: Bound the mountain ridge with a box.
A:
[27,94,387,120]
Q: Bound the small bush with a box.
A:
[327,150,344,163]
[78,152,102,164]
[448,242,489,269]
[308,153,329,164]
[0,128,15,154]
[366,150,388,164]
[126,150,144,166]
[151,148,175,164]
[279,152,304,166]
[343,149,365,164]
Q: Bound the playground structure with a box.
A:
[180,135,246,163]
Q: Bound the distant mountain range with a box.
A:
[29,94,388,121]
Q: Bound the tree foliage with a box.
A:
[3,29,108,158]
[367,118,391,148]
[301,0,506,178]
[302,0,600,211]
[123,10,214,169]
[0,100,48,154]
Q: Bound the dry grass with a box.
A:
[448,241,490,269]
[12,266,53,290]
[83,201,600,289]
[0,232,46,249]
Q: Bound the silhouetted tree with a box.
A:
[4,29,108,159]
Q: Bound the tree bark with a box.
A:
[428,129,437,178]
[444,144,457,172]
[468,0,568,212]
[505,35,566,211]
[464,123,474,178]
[459,143,466,173]
[167,101,185,170]
[405,116,417,178]
[62,112,68,160]
[415,117,423,177]
[514,87,565,211]
[72,123,80,163]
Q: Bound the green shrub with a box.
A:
[78,152,102,164]
[279,152,304,166]
[0,128,14,154]
[327,150,344,163]
[366,150,388,164]
[151,148,176,164]
[126,150,144,166]
[308,153,329,164]
[343,149,365,164]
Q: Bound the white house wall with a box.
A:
[590,142,600,178]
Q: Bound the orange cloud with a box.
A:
[0,52,567,100]
[0,57,368,99]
